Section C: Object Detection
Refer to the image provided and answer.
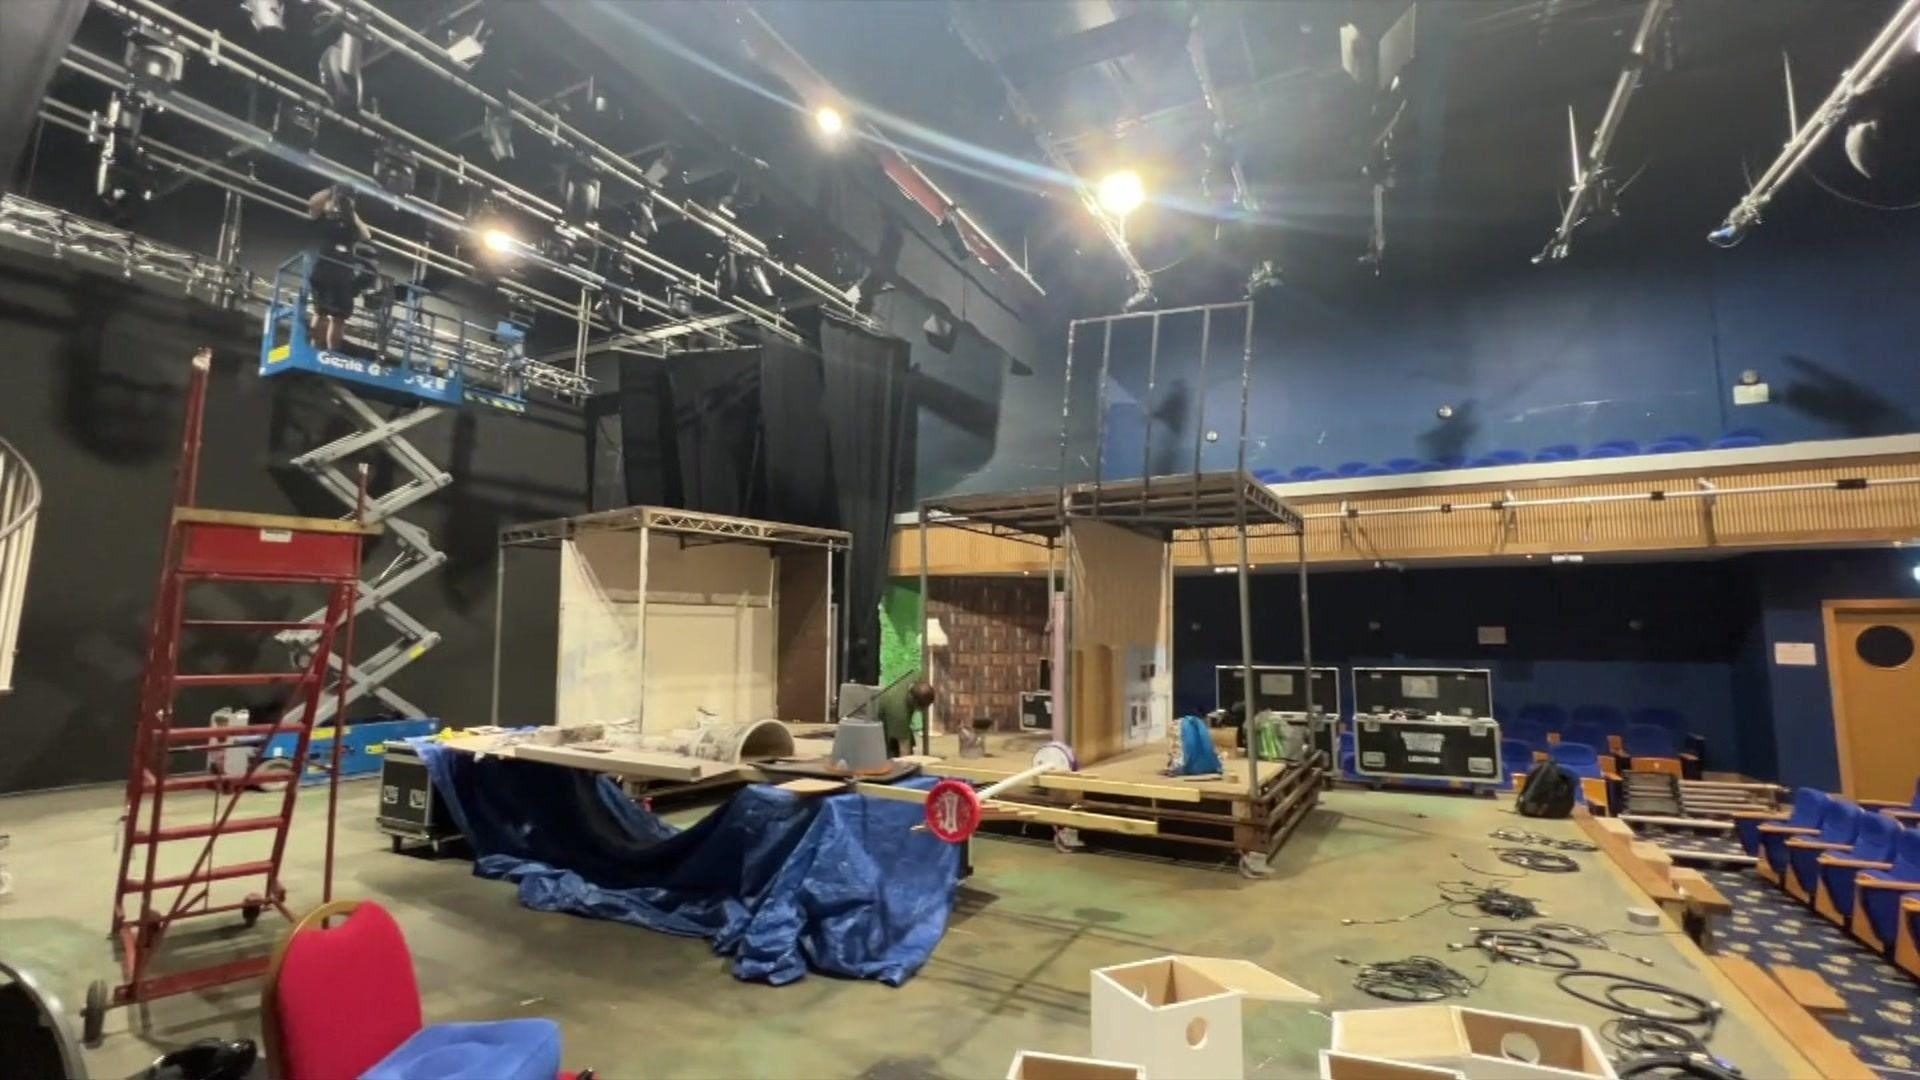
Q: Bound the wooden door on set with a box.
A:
[1824,600,1920,802]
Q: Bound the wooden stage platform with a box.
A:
[919,731,1326,869]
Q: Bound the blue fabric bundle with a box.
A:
[1176,714,1223,776]
[361,1019,561,1080]
[418,744,960,986]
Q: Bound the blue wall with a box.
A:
[1173,549,1920,786]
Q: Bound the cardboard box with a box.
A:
[1091,956,1318,1080]
[1330,1006,1616,1080]
[1320,1050,1467,1080]
[1005,1051,1146,1080]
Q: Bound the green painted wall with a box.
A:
[878,579,922,688]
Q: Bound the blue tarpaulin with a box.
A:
[417,743,961,986]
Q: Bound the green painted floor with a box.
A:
[0,780,1797,1077]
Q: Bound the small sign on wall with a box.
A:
[1477,626,1508,645]
[1774,641,1818,666]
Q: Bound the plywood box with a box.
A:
[1320,1050,1467,1080]
[1005,1050,1146,1080]
[1330,1006,1615,1080]
[1090,955,1318,1080]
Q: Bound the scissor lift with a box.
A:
[257,254,588,727]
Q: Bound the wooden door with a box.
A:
[1824,600,1920,801]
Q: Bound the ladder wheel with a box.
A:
[82,979,108,1045]
[390,835,404,854]
[240,902,263,928]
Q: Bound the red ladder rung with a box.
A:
[131,814,287,844]
[121,859,274,893]
[173,672,309,688]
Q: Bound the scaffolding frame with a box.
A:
[491,506,852,729]
[917,301,1314,806]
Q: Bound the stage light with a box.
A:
[482,106,515,161]
[125,32,186,86]
[481,228,518,255]
[847,269,893,314]
[1121,276,1155,312]
[319,31,363,112]
[923,311,958,352]
[373,142,417,197]
[241,0,285,32]
[447,19,488,66]
[1095,169,1145,217]
[814,105,845,137]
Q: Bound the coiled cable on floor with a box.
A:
[1465,929,1582,970]
[1602,1017,1709,1057]
[1556,970,1722,1036]
[1340,955,1485,1002]
[1495,846,1582,873]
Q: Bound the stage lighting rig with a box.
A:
[1245,259,1282,297]
[93,90,156,209]
[481,105,515,161]
[846,269,894,314]
[373,142,418,197]
[274,99,322,150]
[1121,276,1156,313]
[124,31,186,88]
[241,0,285,33]
[446,18,489,67]
[319,29,364,113]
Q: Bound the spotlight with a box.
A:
[562,168,601,219]
[722,251,774,298]
[446,19,488,66]
[1845,117,1883,178]
[275,100,321,150]
[240,0,285,32]
[923,311,959,352]
[814,105,845,137]
[1095,169,1145,217]
[640,145,678,186]
[1121,276,1155,312]
[373,142,417,197]
[482,106,515,161]
[667,285,694,316]
[847,269,894,314]
[94,90,153,208]
[481,228,518,255]
[319,31,363,112]
[125,32,185,87]
[1245,259,1282,296]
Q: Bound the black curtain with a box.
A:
[820,318,911,684]
[757,337,833,526]
[617,356,682,507]
[666,348,762,517]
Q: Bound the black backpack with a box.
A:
[1516,761,1577,819]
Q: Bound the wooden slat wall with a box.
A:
[892,458,1920,574]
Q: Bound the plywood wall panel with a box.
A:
[556,530,643,728]
[776,548,831,725]
[1068,520,1171,764]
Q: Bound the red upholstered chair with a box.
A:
[263,900,423,1079]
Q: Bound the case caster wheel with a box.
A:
[429,837,444,857]
[1052,827,1085,853]
[1238,852,1273,880]
[82,979,108,1046]
[390,835,404,853]
[240,901,263,927]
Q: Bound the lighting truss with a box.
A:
[1535,0,1671,263]
[0,192,593,401]
[56,0,880,361]
[1710,0,1920,246]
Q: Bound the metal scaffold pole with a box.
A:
[278,383,450,725]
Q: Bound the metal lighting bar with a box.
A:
[1535,0,1671,263]
[306,0,879,333]
[1710,0,1920,245]
[79,0,782,346]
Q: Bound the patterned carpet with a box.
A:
[1625,824,1919,1077]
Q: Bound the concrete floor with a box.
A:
[0,779,1799,1078]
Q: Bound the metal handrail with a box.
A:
[0,436,43,694]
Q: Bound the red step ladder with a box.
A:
[87,348,378,1043]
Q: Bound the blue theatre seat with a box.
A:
[1559,720,1617,772]
[1251,468,1284,483]
[1814,810,1902,927]
[1547,743,1615,811]
[1356,465,1392,477]
[1784,799,1864,902]
[1853,827,1920,954]
[1734,786,1823,858]
[1427,455,1467,471]
[1335,461,1372,477]
[1383,458,1426,474]
[1289,465,1326,481]
[1645,434,1705,454]
[1501,738,1537,788]
[1533,444,1579,462]
[1861,777,1920,825]
[1754,789,1832,884]
[1514,704,1566,741]
[1711,429,1767,450]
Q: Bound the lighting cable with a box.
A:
[1461,928,1583,970]
[1495,846,1582,873]
[1555,970,1722,1035]
[1338,955,1486,1002]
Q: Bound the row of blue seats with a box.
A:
[1737,782,1920,968]
[1254,431,1768,482]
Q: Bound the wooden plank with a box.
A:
[1668,867,1734,917]
[776,778,848,797]
[1769,965,1848,1017]
[510,742,714,782]
[1630,841,1675,880]
[1715,956,1877,1079]
[851,782,1160,836]
[1620,813,1735,832]
[1575,809,1683,904]
[173,506,383,535]
[1667,849,1757,868]
[1594,816,1636,838]
[775,546,832,725]
[919,761,1205,803]
[1068,518,1168,765]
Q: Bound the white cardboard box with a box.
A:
[1090,955,1319,1080]
[1330,1005,1616,1080]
